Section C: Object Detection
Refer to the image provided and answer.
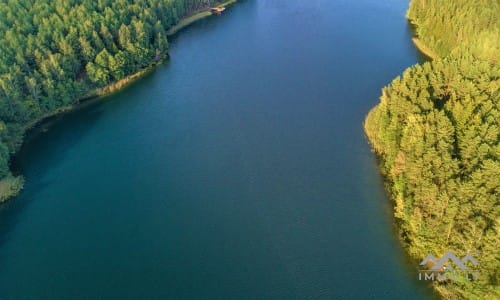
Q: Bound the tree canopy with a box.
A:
[0,0,216,180]
[365,1,499,299]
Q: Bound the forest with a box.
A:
[0,0,498,298]
[365,0,499,299]
[0,0,220,200]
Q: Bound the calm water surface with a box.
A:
[0,0,433,299]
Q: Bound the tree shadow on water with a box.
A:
[0,103,105,250]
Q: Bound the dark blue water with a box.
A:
[0,0,433,299]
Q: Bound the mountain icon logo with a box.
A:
[420,251,478,271]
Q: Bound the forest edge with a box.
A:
[0,0,239,203]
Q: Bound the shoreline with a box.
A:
[407,19,438,60]
[23,0,239,133]
[167,0,237,36]
[363,112,438,299]
[0,174,23,203]
[363,13,442,300]
[0,0,238,202]
[411,38,438,60]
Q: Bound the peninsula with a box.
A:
[365,0,499,298]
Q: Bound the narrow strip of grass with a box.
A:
[411,38,439,60]
[167,0,238,36]
[167,11,213,36]
[0,174,24,202]
[87,67,154,98]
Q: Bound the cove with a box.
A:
[0,0,435,299]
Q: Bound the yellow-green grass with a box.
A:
[411,38,439,60]
[167,0,238,36]
[0,174,24,203]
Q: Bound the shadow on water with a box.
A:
[0,107,104,249]
[1,63,165,246]
[0,63,163,252]
[12,108,102,175]
[10,59,163,176]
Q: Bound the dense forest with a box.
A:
[1,0,497,298]
[365,0,499,299]
[0,0,222,200]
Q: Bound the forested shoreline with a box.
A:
[1,0,498,298]
[365,0,499,299]
[0,0,229,201]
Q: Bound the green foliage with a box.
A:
[407,0,499,61]
[366,1,499,299]
[0,173,24,202]
[0,0,217,186]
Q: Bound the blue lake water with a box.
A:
[0,0,434,298]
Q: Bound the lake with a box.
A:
[0,0,434,299]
